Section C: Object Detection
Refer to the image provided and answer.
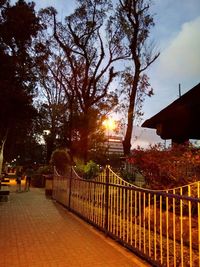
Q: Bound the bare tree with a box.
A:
[35,48,69,161]
[40,0,128,161]
[116,0,160,155]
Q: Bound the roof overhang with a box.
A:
[142,83,200,141]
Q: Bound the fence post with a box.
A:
[105,165,109,233]
[52,166,56,199]
[68,166,72,210]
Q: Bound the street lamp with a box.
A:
[43,130,50,164]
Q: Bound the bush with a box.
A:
[74,159,100,179]
[50,149,71,175]
[84,160,100,179]
[120,169,136,183]
[31,165,53,188]
[36,165,53,175]
[127,143,200,189]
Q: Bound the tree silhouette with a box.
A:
[0,0,40,173]
[116,0,159,155]
[39,0,127,162]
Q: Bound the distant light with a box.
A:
[103,118,116,131]
[43,130,50,135]
[109,138,121,142]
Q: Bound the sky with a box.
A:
[11,0,200,148]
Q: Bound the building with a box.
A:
[104,135,124,155]
[142,83,200,144]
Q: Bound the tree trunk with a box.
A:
[123,75,139,156]
[80,112,90,163]
[0,137,7,176]
[82,124,89,164]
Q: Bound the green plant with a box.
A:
[84,160,100,179]
[120,169,135,183]
[36,165,53,175]
[74,159,100,179]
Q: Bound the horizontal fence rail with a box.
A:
[52,166,200,267]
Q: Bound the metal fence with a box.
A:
[52,166,200,267]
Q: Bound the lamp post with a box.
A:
[103,118,116,164]
[43,130,50,164]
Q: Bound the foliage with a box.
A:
[84,160,100,179]
[0,0,41,169]
[74,159,100,179]
[36,165,53,175]
[127,143,200,189]
[50,149,71,175]
[120,168,136,183]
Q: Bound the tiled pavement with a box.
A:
[0,181,150,267]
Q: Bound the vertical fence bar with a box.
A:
[108,184,111,232]
[180,187,183,267]
[139,191,142,251]
[130,190,133,246]
[123,187,126,240]
[117,184,119,236]
[143,192,146,254]
[105,166,109,233]
[88,182,91,221]
[154,194,157,261]
[113,185,116,235]
[148,193,151,257]
[99,175,102,227]
[86,182,89,219]
[198,182,200,267]
[93,183,96,224]
[96,182,99,226]
[100,182,103,227]
[110,173,114,231]
[160,195,163,265]
[188,185,192,267]
[68,167,72,209]
[127,189,130,243]
[79,180,83,215]
[166,191,169,267]
[120,184,122,239]
[135,191,137,248]
[82,182,85,216]
[173,189,176,267]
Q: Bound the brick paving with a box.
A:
[0,181,149,267]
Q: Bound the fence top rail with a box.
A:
[61,175,200,202]
[108,165,137,187]
[72,166,83,179]
[147,180,200,192]
[54,165,200,195]
[108,166,200,193]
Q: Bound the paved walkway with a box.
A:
[0,182,149,267]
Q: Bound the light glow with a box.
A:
[103,118,116,131]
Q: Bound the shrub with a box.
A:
[84,160,100,179]
[50,149,71,175]
[127,143,200,189]
[32,165,53,186]
[74,159,100,179]
[36,165,53,175]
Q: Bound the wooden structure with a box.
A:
[142,83,200,143]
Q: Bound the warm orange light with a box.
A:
[103,118,116,131]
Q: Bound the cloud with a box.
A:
[158,16,200,81]
[132,126,165,149]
